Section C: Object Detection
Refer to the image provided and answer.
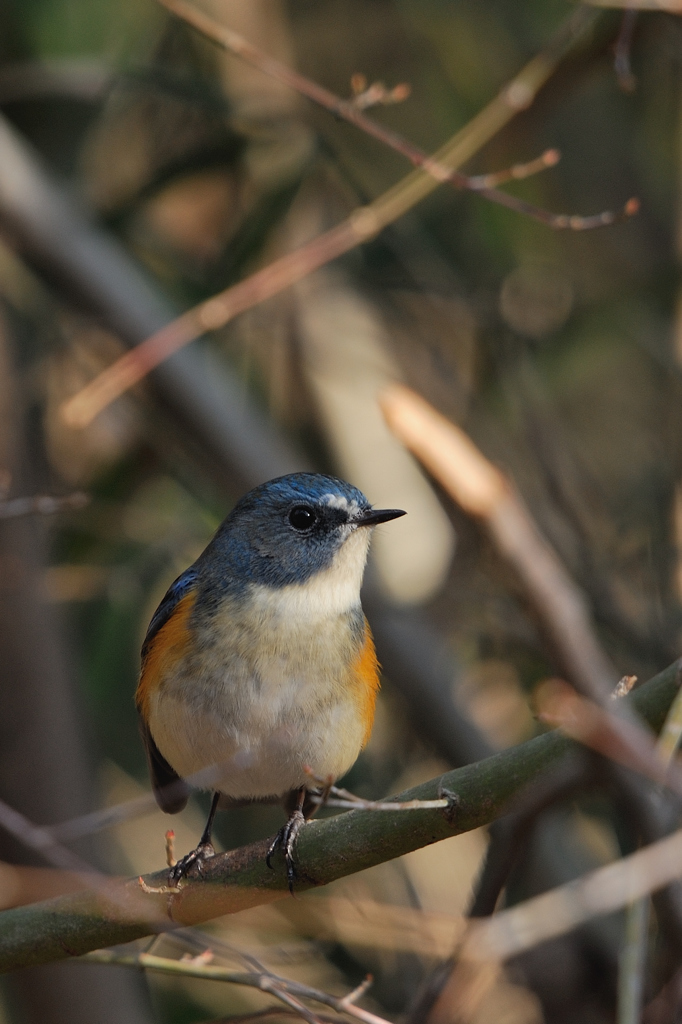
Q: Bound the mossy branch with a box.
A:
[0,661,678,975]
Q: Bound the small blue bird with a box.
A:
[136,473,405,887]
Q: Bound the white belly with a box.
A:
[147,585,368,799]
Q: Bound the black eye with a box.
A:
[288,505,317,531]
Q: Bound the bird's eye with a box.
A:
[288,505,317,531]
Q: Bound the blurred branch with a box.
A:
[380,385,618,702]
[462,821,682,965]
[427,815,682,1022]
[207,1012,340,1024]
[536,676,682,792]
[0,492,88,520]
[585,0,679,9]
[0,657,677,974]
[0,110,304,490]
[0,796,96,875]
[60,5,614,429]
[0,309,153,1023]
[618,682,682,1023]
[379,384,682,978]
[618,894,649,1024]
[0,60,112,104]
[467,754,591,918]
[84,951,385,1024]
[614,10,638,91]
[158,0,632,233]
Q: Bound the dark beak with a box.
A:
[356,508,407,527]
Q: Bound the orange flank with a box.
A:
[136,591,197,719]
[351,618,381,747]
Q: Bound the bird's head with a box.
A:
[202,473,405,594]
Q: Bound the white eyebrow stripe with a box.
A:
[322,494,361,517]
[323,493,348,509]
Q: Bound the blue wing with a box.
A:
[141,569,199,662]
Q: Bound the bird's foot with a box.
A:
[266,809,306,894]
[168,841,215,885]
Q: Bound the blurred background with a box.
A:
[0,1,680,1022]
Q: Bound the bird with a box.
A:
[136,472,406,889]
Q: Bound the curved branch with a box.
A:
[0,659,677,975]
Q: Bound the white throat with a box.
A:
[247,527,371,623]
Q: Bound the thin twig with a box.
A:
[158,0,569,215]
[656,676,682,766]
[158,0,633,233]
[47,792,158,842]
[0,796,96,874]
[617,669,682,1024]
[461,824,682,965]
[467,148,560,189]
[60,6,620,429]
[536,678,682,794]
[618,895,649,1024]
[0,492,89,519]
[82,951,389,1024]
[208,1009,341,1024]
[319,798,449,812]
[308,782,450,813]
[380,385,618,702]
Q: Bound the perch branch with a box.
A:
[0,658,676,974]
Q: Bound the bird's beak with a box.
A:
[355,508,407,527]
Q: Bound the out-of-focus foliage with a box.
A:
[1,1,682,1022]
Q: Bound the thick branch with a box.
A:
[0,660,678,975]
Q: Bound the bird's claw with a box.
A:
[266,809,306,894]
[168,841,215,885]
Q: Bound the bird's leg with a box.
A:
[168,791,220,884]
[266,786,309,894]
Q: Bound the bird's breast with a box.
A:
[143,576,379,798]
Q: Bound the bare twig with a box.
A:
[158,0,637,231]
[0,796,96,875]
[618,894,649,1024]
[380,385,618,701]
[467,148,560,189]
[82,951,388,1024]
[207,1011,341,1024]
[47,792,158,842]
[60,6,622,429]
[305,775,451,813]
[536,678,682,793]
[318,795,450,812]
[429,820,682,1023]
[461,824,682,964]
[0,492,89,520]
[616,674,682,1024]
[157,0,593,222]
[467,755,590,918]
